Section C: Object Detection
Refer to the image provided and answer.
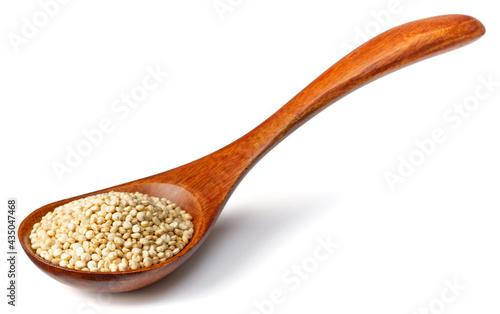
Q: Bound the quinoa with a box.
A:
[29,191,194,272]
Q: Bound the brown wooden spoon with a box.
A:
[19,14,485,292]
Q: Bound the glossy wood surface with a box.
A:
[18,15,485,292]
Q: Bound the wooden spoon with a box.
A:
[19,15,485,292]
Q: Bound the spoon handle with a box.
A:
[231,14,484,159]
[166,15,484,202]
[225,15,482,162]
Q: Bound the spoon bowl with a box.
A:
[19,182,205,292]
[19,14,485,292]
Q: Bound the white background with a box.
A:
[1,0,499,313]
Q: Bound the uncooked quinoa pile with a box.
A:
[29,191,194,272]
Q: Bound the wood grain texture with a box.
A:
[18,14,485,292]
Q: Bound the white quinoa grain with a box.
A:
[80,253,92,262]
